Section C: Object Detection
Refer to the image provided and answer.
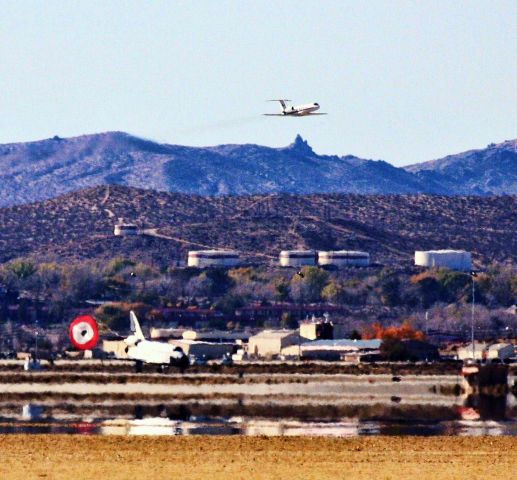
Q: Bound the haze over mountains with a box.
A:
[0,131,515,207]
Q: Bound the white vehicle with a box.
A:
[124,311,189,372]
[264,99,327,116]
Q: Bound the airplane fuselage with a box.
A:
[283,103,320,116]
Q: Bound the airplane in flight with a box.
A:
[264,99,327,116]
[124,311,189,372]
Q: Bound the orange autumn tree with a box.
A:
[362,320,426,341]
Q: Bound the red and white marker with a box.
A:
[69,315,99,350]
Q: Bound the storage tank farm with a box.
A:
[318,250,370,267]
[187,250,240,268]
[414,249,472,271]
[279,250,316,267]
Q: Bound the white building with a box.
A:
[248,330,300,357]
[414,250,472,271]
[182,329,249,343]
[279,250,316,267]
[456,342,488,361]
[300,338,382,360]
[456,342,514,361]
[318,250,370,267]
[486,343,514,360]
[114,223,139,236]
[187,250,240,268]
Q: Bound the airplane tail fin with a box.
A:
[130,311,145,341]
[268,99,291,110]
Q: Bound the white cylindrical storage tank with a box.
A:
[188,250,240,268]
[414,250,472,271]
[114,223,139,236]
[279,250,316,267]
[318,250,370,267]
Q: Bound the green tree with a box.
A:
[380,338,412,361]
[204,268,235,296]
[133,263,159,291]
[215,293,245,314]
[274,278,290,301]
[1,259,37,290]
[377,269,401,307]
[436,270,470,302]
[280,312,298,329]
[322,279,347,305]
[7,259,37,280]
[104,257,136,276]
[290,266,329,303]
[412,275,443,308]
[185,273,214,298]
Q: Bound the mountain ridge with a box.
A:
[0,131,515,207]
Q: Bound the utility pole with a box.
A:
[470,271,477,360]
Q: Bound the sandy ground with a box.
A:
[0,435,515,480]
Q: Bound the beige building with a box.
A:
[182,329,249,343]
[102,339,129,358]
[150,327,186,340]
[248,329,300,357]
[457,342,514,361]
[486,343,514,360]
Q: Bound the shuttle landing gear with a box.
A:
[135,360,143,373]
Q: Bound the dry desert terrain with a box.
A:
[0,435,515,480]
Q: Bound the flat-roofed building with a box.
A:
[248,329,300,357]
[486,343,514,360]
[300,338,381,360]
[150,328,186,340]
[168,339,235,360]
[457,342,514,361]
[182,329,249,343]
[299,318,333,340]
[457,342,489,361]
[102,338,129,358]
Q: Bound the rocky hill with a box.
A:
[405,139,517,195]
[0,186,514,268]
[2,131,515,207]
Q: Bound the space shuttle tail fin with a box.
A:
[129,311,145,341]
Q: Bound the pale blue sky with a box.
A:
[1,0,516,166]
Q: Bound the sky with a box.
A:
[1,0,516,166]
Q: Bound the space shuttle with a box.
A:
[124,311,189,372]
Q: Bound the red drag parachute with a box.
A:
[69,315,99,350]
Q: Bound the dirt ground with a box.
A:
[0,435,515,480]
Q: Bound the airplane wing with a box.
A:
[263,114,285,116]
[308,113,328,115]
